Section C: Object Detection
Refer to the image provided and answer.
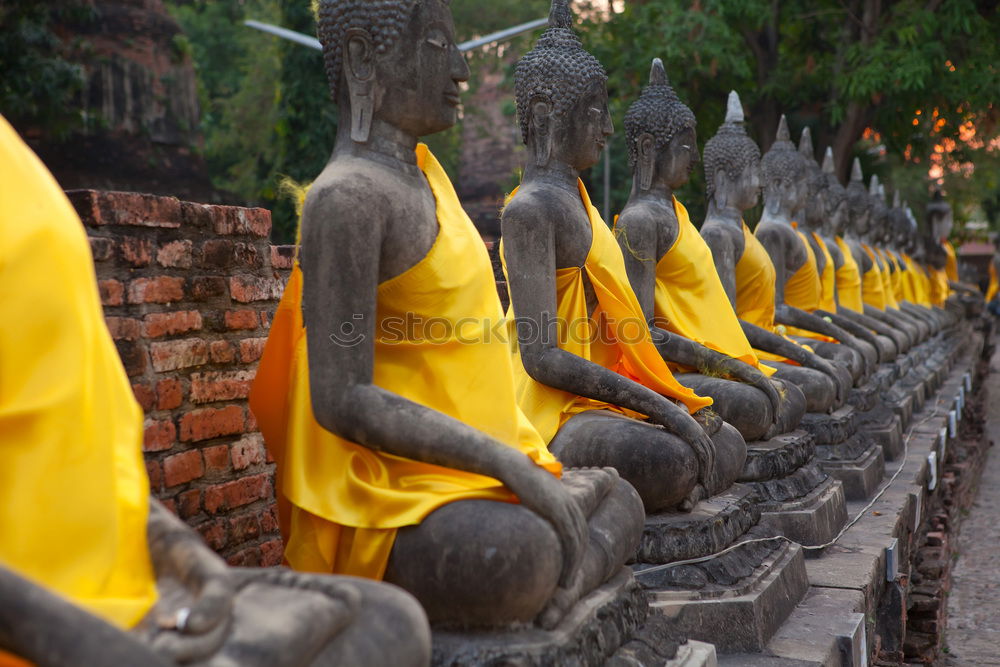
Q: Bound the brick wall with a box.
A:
[69,190,296,567]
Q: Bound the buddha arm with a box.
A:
[949,280,980,296]
[774,303,867,351]
[738,320,845,402]
[0,564,169,667]
[814,308,884,355]
[303,185,587,587]
[502,193,715,476]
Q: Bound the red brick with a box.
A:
[156,378,184,410]
[212,206,271,238]
[207,473,272,513]
[230,276,283,303]
[69,190,182,228]
[260,311,272,329]
[231,434,266,471]
[89,236,114,261]
[187,276,228,301]
[180,201,213,228]
[144,418,176,452]
[150,338,208,372]
[120,237,153,267]
[270,245,296,269]
[177,489,202,518]
[146,460,163,492]
[240,337,268,363]
[198,519,227,551]
[201,240,260,270]
[132,383,156,412]
[209,340,236,364]
[128,276,185,304]
[261,505,280,534]
[106,316,141,341]
[161,499,178,515]
[204,484,225,515]
[115,340,148,376]
[143,310,203,338]
[99,279,124,306]
[229,514,261,543]
[157,240,193,268]
[245,410,258,432]
[190,370,255,404]
[224,309,259,331]
[163,449,205,487]
[203,444,230,473]
[260,539,284,567]
[67,190,103,226]
[227,547,262,567]
[179,405,245,442]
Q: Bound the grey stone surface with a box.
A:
[817,439,885,501]
[766,587,866,667]
[756,476,848,547]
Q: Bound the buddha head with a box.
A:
[797,127,827,232]
[926,188,954,240]
[703,91,761,212]
[845,158,871,237]
[317,0,470,143]
[760,115,808,218]
[820,148,849,237]
[903,204,921,255]
[868,176,889,243]
[888,190,910,249]
[624,58,698,192]
[515,0,611,170]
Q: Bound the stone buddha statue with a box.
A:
[501,2,747,515]
[613,59,805,442]
[813,147,905,358]
[249,0,645,633]
[700,92,851,414]
[886,191,941,332]
[0,114,429,666]
[928,189,979,299]
[752,116,874,380]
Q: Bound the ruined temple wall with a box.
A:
[69,189,295,566]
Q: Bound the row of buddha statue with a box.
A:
[0,0,980,664]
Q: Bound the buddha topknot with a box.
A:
[845,158,869,219]
[514,0,608,144]
[623,59,696,168]
[760,115,806,185]
[703,91,760,199]
[821,148,847,211]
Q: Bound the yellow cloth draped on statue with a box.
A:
[895,252,916,303]
[775,226,836,342]
[811,233,838,312]
[249,145,562,580]
[501,181,712,445]
[0,116,158,633]
[902,254,931,307]
[987,262,998,303]
[834,236,865,313]
[873,248,900,309]
[928,267,950,307]
[861,245,889,310]
[643,198,774,377]
[943,240,959,282]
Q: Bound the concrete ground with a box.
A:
[944,347,1000,666]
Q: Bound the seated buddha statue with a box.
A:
[501,2,747,515]
[0,114,429,666]
[250,0,645,631]
[927,190,980,299]
[793,129,889,363]
[885,192,940,333]
[752,116,874,380]
[699,92,852,414]
[839,160,921,345]
[613,59,805,442]
[812,147,905,358]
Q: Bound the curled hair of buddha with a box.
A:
[316,0,418,103]
[845,158,868,218]
[821,147,847,209]
[761,115,806,185]
[798,127,827,200]
[514,0,608,144]
[868,175,888,228]
[704,90,760,199]
[623,58,696,168]
[888,190,910,238]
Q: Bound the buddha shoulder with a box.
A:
[502,185,578,228]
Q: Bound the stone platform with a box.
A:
[799,407,886,502]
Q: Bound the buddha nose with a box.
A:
[451,49,470,83]
[602,110,614,137]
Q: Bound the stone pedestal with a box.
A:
[800,408,886,502]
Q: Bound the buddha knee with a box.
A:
[675,375,772,442]
[770,378,806,435]
[586,477,645,579]
[709,421,747,492]
[629,433,699,514]
[385,500,561,627]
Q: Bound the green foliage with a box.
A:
[0,1,91,138]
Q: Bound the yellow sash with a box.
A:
[647,198,773,376]
[929,266,950,307]
[0,116,157,630]
[250,146,561,580]
[943,240,959,282]
[873,248,900,309]
[834,236,865,313]
[903,254,931,306]
[987,261,998,302]
[861,245,888,310]
[812,232,838,312]
[502,181,712,444]
[781,227,823,312]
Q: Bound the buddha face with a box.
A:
[733,159,761,210]
[551,79,614,172]
[828,197,848,236]
[374,0,471,138]
[658,126,699,189]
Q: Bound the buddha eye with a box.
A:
[426,33,450,50]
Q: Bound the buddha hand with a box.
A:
[653,401,717,490]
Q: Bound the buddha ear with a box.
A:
[713,168,729,209]
[530,96,554,167]
[637,133,656,191]
[345,28,376,143]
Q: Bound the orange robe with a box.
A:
[943,240,959,282]
[250,146,562,579]
[834,236,865,313]
[987,261,999,302]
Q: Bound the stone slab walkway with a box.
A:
[945,348,1000,666]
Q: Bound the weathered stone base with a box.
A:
[857,408,904,461]
[430,568,647,666]
[664,640,719,667]
[755,474,847,547]
[817,439,885,502]
[642,542,809,653]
